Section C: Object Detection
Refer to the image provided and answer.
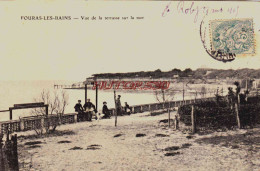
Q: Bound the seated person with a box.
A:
[102,101,111,119]
[74,100,84,121]
[83,99,96,121]
[124,102,132,115]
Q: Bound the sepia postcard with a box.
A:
[0,1,260,171]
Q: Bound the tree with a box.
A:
[183,68,192,74]
[31,89,69,135]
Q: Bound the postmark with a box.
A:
[210,19,255,56]
[200,18,236,63]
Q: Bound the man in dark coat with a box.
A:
[84,99,96,120]
[84,99,96,111]
[74,100,84,121]
[102,101,111,118]
[124,102,132,115]
[74,100,83,112]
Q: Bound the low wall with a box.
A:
[0,97,215,134]
[109,97,215,115]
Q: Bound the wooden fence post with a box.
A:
[235,103,241,129]
[11,134,19,171]
[74,114,77,123]
[0,134,5,171]
[9,109,12,120]
[175,115,179,130]
[191,105,196,134]
[114,89,117,127]
[168,109,171,128]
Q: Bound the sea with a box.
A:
[0,80,226,122]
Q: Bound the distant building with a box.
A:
[173,74,179,78]
[252,79,260,89]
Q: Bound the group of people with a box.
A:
[74,95,132,121]
[115,95,132,116]
[74,99,97,121]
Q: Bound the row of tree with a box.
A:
[91,68,260,80]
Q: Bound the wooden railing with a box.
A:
[0,97,215,134]
[108,97,215,115]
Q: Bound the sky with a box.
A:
[0,1,259,81]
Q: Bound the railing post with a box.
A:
[41,117,45,129]
[20,119,24,131]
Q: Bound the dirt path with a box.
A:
[18,112,260,171]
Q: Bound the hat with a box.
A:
[78,100,81,102]
[103,101,107,104]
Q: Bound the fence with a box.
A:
[178,96,260,133]
[0,97,215,134]
[0,133,19,171]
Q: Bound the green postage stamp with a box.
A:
[210,19,255,56]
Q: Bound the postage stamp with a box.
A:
[209,19,255,56]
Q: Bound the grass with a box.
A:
[114,134,124,138]
[136,133,146,137]
[155,134,169,137]
[69,146,83,150]
[24,141,42,146]
[195,130,260,150]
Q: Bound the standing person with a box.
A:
[124,102,132,115]
[116,95,122,116]
[84,99,96,121]
[74,100,84,121]
[102,101,111,119]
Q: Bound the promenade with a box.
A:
[17,112,259,171]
